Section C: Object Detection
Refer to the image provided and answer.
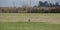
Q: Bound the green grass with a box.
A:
[0,13,60,30]
[0,22,60,30]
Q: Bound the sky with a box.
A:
[0,0,60,7]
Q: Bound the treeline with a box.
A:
[28,7,60,13]
[0,7,60,13]
[0,1,60,13]
[0,7,25,13]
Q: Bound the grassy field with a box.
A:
[0,13,60,30]
[0,13,60,24]
[0,22,60,30]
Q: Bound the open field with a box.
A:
[0,13,60,24]
[0,22,60,30]
[0,13,60,30]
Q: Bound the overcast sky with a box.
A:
[0,0,60,7]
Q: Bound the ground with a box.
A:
[0,13,60,30]
[0,22,60,30]
[0,13,60,24]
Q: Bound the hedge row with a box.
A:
[0,7,60,13]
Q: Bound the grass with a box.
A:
[0,13,60,30]
[0,13,60,23]
[0,22,60,30]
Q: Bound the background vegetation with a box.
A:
[0,1,60,13]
